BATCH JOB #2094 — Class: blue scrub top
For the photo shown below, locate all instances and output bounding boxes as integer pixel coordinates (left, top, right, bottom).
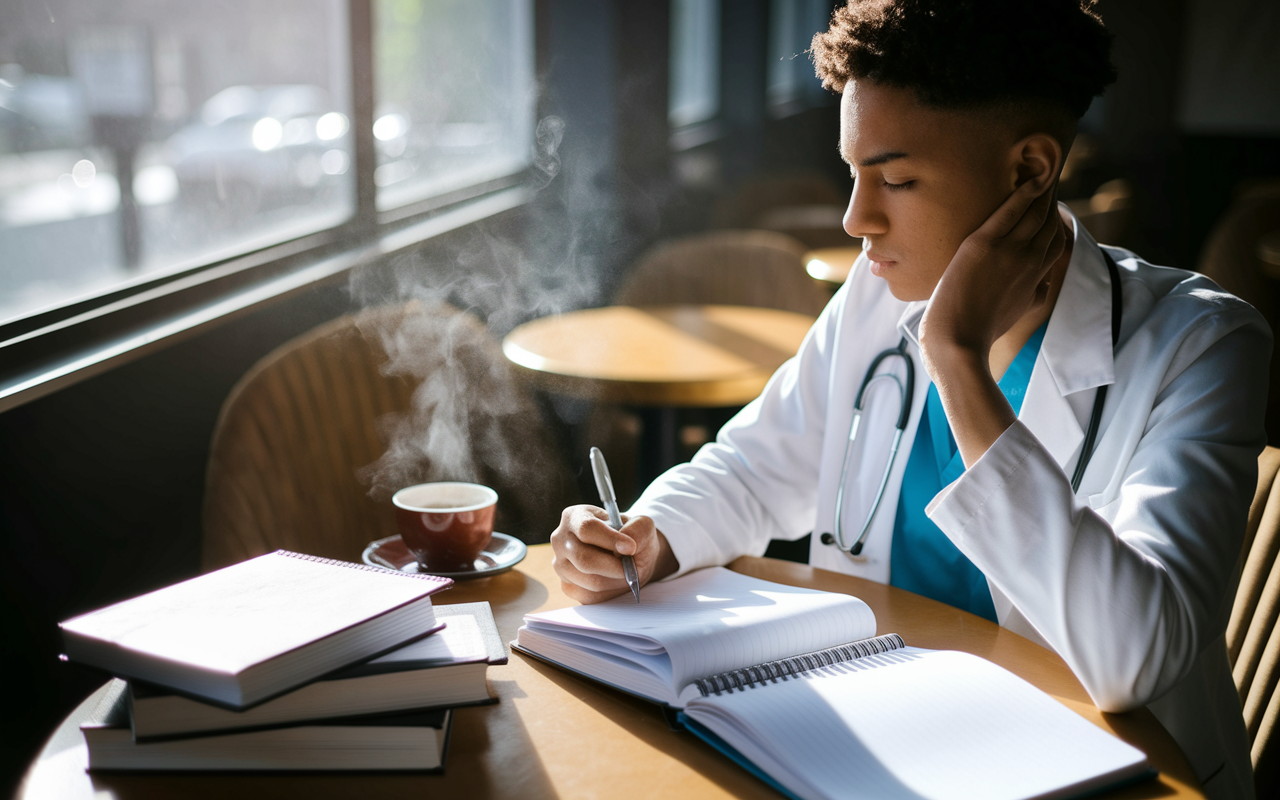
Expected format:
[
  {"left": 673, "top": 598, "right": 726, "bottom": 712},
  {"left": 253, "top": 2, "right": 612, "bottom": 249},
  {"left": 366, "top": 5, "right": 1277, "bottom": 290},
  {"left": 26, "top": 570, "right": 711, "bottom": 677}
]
[{"left": 889, "top": 323, "right": 1048, "bottom": 622}]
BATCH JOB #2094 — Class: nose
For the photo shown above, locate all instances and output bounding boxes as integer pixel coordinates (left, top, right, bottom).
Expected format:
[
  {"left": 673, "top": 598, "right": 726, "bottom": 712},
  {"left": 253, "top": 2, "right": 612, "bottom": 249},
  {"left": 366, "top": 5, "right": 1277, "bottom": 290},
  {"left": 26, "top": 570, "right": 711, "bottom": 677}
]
[{"left": 843, "top": 178, "right": 888, "bottom": 239}]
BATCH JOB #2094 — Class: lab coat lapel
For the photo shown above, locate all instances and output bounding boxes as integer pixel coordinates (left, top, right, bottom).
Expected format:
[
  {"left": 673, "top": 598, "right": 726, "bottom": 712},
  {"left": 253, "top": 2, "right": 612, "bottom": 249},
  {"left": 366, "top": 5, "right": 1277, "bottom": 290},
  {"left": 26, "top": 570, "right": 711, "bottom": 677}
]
[{"left": 1018, "top": 209, "right": 1115, "bottom": 470}]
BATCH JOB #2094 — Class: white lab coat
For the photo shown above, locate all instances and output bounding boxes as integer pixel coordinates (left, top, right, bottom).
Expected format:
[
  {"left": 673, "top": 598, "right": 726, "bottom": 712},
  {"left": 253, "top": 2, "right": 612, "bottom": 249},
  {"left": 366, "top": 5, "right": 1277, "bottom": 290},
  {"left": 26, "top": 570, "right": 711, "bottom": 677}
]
[{"left": 629, "top": 209, "right": 1270, "bottom": 799}]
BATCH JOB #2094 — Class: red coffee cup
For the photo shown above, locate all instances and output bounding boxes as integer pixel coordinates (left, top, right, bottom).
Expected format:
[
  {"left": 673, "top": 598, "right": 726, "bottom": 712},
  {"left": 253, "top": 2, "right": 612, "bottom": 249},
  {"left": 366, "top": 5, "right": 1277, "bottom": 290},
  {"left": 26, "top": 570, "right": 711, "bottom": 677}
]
[{"left": 392, "top": 482, "right": 498, "bottom": 571}]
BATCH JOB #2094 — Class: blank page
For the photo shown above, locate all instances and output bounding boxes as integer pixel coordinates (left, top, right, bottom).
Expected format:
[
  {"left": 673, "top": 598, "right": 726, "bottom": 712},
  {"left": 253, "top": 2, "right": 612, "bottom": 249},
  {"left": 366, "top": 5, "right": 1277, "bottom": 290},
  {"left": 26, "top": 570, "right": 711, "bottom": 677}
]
[
  {"left": 61, "top": 552, "right": 449, "bottom": 675},
  {"left": 522, "top": 567, "right": 875, "bottom": 692},
  {"left": 685, "top": 649, "right": 1149, "bottom": 800}
]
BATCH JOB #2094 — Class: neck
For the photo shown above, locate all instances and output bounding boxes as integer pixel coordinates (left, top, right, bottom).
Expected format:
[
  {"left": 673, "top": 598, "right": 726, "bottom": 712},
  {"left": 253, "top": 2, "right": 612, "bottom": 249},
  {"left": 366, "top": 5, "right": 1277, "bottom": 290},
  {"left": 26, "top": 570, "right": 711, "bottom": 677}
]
[{"left": 988, "top": 209, "right": 1074, "bottom": 381}]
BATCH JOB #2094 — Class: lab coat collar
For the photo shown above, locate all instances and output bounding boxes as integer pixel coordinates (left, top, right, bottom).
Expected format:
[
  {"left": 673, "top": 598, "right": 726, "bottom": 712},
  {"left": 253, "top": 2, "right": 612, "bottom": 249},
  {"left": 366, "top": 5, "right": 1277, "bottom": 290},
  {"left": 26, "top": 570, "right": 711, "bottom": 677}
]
[
  {"left": 1041, "top": 206, "right": 1116, "bottom": 396},
  {"left": 894, "top": 204, "right": 1115, "bottom": 469}
]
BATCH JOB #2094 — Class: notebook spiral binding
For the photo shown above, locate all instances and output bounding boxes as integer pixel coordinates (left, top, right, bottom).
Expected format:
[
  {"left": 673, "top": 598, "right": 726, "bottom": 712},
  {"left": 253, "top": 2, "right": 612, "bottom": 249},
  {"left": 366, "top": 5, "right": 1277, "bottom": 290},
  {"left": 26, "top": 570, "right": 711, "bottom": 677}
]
[
  {"left": 692, "top": 632, "right": 906, "bottom": 697},
  {"left": 275, "top": 550, "right": 451, "bottom": 583}
]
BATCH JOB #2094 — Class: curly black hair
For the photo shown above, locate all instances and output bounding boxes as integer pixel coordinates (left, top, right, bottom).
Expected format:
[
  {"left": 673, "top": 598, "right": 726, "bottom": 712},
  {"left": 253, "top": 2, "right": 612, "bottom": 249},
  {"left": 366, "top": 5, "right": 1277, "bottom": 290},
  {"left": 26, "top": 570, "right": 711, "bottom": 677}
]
[{"left": 811, "top": 0, "right": 1116, "bottom": 120}]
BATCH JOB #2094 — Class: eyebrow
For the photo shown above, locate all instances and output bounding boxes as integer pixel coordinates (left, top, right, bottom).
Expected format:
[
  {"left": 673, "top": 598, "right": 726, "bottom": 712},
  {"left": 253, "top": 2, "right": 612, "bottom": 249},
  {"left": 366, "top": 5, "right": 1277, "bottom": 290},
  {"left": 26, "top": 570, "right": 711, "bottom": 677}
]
[{"left": 855, "top": 150, "right": 909, "bottom": 167}]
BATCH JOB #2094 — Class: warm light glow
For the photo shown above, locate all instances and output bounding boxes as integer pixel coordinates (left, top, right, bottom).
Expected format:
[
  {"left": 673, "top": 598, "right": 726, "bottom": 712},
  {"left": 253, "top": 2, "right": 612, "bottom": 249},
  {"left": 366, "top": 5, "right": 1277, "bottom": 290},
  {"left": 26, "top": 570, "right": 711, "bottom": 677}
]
[
  {"left": 315, "top": 111, "right": 349, "bottom": 140},
  {"left": 806, "top": 259, "right": 831, "bottom": 281},
  {"left": 252, "top": 117, "right": 283, "bottom": 151}
]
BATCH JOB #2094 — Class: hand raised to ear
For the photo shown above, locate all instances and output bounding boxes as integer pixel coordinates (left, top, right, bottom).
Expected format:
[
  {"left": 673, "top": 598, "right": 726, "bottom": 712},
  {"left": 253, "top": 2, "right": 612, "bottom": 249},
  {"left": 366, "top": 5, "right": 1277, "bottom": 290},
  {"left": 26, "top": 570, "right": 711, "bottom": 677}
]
[{"left": 918, "top": 174, "right": 1067, "bottom": 362}]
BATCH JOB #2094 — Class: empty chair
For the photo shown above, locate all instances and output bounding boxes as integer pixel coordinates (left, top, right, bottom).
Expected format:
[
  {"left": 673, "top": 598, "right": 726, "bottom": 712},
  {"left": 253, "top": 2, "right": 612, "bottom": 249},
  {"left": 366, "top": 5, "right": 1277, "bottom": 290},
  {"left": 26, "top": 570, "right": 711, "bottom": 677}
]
[
  {"left": 1230, "top": 446, "right": 1280, "bottom": 797},
  {"left": 1197, "top": 180, "right": 1280, "bottom": 443},
  {"left": 202, "top": 301, "right": 574, "bottom": 571},
  {"left": 615, "top": 229, "right": 831, "bottom": 317}
]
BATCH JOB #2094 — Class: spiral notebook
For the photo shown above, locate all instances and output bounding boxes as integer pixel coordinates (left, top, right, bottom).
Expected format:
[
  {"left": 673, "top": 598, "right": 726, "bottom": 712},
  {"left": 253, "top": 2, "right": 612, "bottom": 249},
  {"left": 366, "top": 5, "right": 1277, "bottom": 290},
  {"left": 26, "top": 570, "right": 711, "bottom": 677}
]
[
  {"left": 60, "top": 550, "right": 452, "bottom": 709},
  {"left": 513, "top": 567, "right": 1152, "bottom": 800}
]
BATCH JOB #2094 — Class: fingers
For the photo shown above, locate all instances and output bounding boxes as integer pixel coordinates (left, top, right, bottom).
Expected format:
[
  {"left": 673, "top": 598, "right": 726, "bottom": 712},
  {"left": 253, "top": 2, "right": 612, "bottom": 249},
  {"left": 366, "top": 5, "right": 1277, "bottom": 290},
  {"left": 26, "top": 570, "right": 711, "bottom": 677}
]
[
  {"left": 551, "top": 505, "right": 656, "bottom": 604},
  {"left": 980, "top": 178, "right": 1044, "bottom": 239},
  {"left": 555, "top": 549, "right": 626, "bottom": 593},
  {"left": 1031, "top": 205, "right": 1066, "bottom": 262},
  {"left": 573, "top": 506, "right": 638, "bottom": 555}
]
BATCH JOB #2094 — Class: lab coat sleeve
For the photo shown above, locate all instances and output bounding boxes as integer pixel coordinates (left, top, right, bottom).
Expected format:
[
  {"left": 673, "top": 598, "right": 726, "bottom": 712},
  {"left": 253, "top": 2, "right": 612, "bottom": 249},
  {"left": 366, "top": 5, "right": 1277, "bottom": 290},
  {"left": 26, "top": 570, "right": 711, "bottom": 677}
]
[
  {"left": 927, "top": 304, "right": 1270, "bottom": 712},
  {"left": 626, "top": 295, "right": 841, "bottom": 578}
]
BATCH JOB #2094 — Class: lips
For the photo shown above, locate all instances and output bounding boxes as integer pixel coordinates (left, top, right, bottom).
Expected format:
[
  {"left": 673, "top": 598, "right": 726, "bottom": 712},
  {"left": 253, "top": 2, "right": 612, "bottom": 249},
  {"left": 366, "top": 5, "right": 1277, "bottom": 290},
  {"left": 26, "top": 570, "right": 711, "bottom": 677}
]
[{"left": 864, "top": 250, "right": 898, "bottom": 276}]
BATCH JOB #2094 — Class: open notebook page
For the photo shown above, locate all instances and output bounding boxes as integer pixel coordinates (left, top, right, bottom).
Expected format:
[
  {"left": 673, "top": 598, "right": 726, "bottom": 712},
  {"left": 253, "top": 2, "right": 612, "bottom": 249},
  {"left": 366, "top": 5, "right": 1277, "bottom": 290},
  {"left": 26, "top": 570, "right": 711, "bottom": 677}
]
[
  {"left": 519, "top": 567, "right": 875, "bottom": 704},
  {"left": 683, "top": 649, "right": 1150, "bottom": 800}
]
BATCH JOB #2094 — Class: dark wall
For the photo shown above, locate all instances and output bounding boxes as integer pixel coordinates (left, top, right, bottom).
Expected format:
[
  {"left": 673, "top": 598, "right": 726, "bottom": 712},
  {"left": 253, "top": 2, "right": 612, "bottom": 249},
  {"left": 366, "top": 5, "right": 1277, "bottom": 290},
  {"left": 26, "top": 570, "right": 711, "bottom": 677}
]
[{"left": 1089, "top": 0, "right": 1280, "bottom": 270}]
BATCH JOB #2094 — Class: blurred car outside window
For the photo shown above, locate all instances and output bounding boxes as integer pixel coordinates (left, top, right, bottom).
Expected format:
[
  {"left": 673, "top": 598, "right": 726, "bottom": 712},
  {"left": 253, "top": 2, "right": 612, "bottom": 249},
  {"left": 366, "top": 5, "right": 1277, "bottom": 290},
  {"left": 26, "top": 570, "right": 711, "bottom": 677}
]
[{"left": 0, "top": 0, "right": 354, "bottom": 327}]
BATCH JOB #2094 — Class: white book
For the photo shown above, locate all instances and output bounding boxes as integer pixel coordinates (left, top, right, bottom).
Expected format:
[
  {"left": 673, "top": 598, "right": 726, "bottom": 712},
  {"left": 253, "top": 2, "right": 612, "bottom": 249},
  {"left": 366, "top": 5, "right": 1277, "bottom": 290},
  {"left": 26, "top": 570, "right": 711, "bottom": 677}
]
[
  {"left": 60, "top": 551, "right": 452, "bottom": 708},
  {"left": 514, "top": 567, "right": 1152, "bottom": 800}
]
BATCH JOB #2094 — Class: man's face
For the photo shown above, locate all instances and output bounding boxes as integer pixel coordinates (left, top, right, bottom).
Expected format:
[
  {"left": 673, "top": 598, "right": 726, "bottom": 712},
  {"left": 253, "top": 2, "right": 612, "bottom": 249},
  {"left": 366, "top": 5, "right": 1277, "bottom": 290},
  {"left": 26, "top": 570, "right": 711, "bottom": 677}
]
[{"left": 840, "top": 79, "right": 1017, "bottom": 302}]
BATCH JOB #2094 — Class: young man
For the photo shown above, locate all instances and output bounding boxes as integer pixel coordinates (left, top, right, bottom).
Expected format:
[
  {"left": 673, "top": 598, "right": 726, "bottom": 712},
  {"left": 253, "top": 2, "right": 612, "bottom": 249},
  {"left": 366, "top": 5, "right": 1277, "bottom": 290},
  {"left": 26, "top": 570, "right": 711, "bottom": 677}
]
[{"left": 552, "top": 2, "right": 1269, "bottom": 796}]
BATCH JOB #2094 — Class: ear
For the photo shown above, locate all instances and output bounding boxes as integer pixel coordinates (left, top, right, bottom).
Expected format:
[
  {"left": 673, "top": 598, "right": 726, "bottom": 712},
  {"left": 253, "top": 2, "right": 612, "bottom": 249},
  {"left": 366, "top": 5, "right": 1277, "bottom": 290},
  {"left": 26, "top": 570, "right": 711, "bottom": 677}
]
[{"left": 1008, "top": 133, "right": 1063, "bottom": 194}]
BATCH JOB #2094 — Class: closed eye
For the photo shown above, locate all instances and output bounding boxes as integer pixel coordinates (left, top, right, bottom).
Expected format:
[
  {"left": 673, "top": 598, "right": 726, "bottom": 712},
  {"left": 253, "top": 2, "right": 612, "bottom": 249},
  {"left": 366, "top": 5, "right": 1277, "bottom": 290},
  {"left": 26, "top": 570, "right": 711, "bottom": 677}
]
[{"left": 882, "top": 179, "right": 914, "bottom": 191}]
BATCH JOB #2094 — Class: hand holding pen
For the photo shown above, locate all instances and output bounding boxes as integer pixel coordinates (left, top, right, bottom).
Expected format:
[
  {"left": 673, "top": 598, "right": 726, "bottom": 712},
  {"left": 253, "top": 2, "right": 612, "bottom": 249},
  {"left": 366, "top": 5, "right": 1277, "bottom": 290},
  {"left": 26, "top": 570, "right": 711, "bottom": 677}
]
[
  {"left": 548, "top": 451, "right": 681, "bottom": 605},
  {"left": 590, "top": 447, "right": 641, "bottom": 602}
]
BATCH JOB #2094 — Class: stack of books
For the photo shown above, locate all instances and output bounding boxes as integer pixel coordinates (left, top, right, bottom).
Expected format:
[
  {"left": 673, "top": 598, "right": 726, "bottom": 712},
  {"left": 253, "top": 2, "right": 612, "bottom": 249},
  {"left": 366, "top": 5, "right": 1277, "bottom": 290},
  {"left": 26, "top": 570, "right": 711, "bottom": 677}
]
[{"left": 58, "top": 550, "right": 505, "bottom": 772}]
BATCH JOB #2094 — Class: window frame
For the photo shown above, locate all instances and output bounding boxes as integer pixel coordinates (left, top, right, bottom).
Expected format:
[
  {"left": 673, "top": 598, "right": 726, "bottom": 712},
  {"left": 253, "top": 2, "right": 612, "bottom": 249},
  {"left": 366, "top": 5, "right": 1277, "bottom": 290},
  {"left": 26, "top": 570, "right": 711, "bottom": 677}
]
[{"left": 0, "top": 0, "right": 538, "bottom": 414}]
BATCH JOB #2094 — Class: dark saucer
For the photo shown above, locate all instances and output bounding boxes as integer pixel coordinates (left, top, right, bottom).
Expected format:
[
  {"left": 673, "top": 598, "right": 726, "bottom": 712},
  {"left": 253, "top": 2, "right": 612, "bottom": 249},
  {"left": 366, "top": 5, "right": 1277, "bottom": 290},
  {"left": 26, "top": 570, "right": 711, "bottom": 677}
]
[{"left": 361, "top": 532, "right": 527, "bottom": 579}]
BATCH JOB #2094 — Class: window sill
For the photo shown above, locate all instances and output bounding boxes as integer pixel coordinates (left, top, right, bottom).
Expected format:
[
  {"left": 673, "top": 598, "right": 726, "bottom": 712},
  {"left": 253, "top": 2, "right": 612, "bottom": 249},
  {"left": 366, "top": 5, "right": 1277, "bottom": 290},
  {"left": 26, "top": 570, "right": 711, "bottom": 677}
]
[{"left": 0, "top": 182, "right": 534, "bottom": 414}]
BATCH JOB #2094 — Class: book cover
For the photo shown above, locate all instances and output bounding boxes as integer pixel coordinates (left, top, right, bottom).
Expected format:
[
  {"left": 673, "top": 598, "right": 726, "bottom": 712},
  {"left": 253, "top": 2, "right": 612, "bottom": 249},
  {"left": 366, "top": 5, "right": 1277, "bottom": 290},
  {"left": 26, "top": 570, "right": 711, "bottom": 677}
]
[{"left": 60, "top": 551, "right": 452, "bottom": 708}]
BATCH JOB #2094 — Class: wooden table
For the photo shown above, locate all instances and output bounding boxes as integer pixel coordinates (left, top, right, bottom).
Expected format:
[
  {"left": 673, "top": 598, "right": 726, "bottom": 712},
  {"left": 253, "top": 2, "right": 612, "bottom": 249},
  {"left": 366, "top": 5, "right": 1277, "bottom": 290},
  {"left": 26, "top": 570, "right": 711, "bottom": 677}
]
[
  {"left": 503, "top": 305, "right": 815, "bottom": 480},
  {"left": 804, "top": 245, "right": 863, "bottom": 287},
  {"left": 503, "top": 305, "right": 814, "bottom": 407},
  {"left": 17, "top": 545, "right": 1203, "bottom": 800}
]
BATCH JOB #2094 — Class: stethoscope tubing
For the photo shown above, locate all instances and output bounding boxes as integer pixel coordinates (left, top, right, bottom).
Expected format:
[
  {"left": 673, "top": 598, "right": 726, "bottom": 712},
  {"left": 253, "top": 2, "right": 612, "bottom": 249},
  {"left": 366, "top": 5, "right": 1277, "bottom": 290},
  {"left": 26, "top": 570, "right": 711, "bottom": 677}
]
[{"left": 821, "top": 251, "right": 1123, "bottom": 558}]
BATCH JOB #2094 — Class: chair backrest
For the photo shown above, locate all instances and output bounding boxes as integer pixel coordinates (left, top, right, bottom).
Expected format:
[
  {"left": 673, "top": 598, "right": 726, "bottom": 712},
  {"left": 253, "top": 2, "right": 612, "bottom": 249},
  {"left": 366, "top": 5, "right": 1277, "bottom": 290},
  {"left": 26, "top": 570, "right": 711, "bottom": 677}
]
[
  {"left": 202, "top": 302, "right": 573, "bottom": 571},
  {"left": 710, "top": 171, "right": 847, "bottom": 229},
  {"left": 1198, "top": 180, "right": 1280, "bottom": 443},
  {"left": 1229, "top": 445, "right": 1280, "bottom": 779},
  {"left": 1198, "top": 180, "right": 1280, "bottom": 323},
  {"left": 614, "top": 229, "right": 831, "bottom": 316}
]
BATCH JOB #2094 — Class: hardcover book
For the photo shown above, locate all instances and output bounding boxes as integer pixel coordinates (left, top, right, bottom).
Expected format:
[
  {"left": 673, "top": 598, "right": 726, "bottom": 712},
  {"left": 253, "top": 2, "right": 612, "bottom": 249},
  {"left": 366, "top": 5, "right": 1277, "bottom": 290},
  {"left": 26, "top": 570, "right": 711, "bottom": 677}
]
[
  {"left": 128, "top": 601, "right": 504, "bottom": 739},
  {"left": 60, "top": 551, "right": 452, "bottom": 708},
  {"left": 84, "top": 681, "right": 452, "bottom": 773}
]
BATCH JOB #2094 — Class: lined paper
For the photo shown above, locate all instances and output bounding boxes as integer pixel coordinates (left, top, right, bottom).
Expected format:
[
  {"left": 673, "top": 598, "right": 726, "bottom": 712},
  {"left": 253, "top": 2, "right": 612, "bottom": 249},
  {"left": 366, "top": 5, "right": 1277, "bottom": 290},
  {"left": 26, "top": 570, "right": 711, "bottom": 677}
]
[
  {"left": 685, "top": 649, "right": 1149, "bottom": 800},
  {"left": 521, "top": 568, "right": 875, "bottom": 696}
]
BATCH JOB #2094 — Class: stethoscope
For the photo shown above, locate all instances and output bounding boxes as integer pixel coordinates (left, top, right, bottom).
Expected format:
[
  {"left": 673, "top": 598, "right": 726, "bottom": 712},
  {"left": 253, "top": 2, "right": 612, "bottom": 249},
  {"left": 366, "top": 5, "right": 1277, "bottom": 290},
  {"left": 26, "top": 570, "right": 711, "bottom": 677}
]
[{"left": 820, "top": 251, "right": 1122, "bottom": 557}]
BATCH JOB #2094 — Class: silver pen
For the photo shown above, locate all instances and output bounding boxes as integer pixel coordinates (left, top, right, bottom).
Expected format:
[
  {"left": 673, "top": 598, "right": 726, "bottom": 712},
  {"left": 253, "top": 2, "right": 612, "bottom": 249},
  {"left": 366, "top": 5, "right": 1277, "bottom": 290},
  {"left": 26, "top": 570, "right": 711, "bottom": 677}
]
[{"left": 589, "top": 447, "right": 641, "bottom": 602}]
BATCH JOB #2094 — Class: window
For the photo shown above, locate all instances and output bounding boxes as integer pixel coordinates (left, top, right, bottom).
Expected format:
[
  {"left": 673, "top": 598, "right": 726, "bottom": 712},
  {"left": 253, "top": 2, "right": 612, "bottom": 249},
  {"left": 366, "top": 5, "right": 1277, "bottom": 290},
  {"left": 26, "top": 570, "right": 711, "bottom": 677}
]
[
  {"left": 669, "top": 0, "right": 720, "bottom": 130},
  {"left": 0, "top": 0, "right": 535, "bottom": 332},
  {"left": 0, "top": 1, "right": 354, "bottom": 325},
  {"left": 375, "top": 0, "right": 533, "bottom": 213},
  {"left": 767, "top": 0, "right": 835, "bottom": 116}
]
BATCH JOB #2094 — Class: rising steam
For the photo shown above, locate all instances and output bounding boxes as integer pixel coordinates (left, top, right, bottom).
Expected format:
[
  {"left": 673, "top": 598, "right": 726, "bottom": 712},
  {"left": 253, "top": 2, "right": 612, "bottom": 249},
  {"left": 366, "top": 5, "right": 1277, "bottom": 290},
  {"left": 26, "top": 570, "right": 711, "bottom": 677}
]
[{"left": 349, "top": 114, "right": 623, "bottom": 538}]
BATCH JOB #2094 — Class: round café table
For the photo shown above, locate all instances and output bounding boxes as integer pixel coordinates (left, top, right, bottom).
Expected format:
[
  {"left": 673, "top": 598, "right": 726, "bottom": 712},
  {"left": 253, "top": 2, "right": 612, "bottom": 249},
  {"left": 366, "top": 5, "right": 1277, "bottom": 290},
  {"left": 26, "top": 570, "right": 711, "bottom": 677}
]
[
  {"left": 503, "top": 304, "right": 815, "bottom": 479},
  {"left": 16, "top": 545, "right": 1203, "bottom": 799},
  {"left": 804, "top": 245, "right": 863, "bottom": 288}
]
